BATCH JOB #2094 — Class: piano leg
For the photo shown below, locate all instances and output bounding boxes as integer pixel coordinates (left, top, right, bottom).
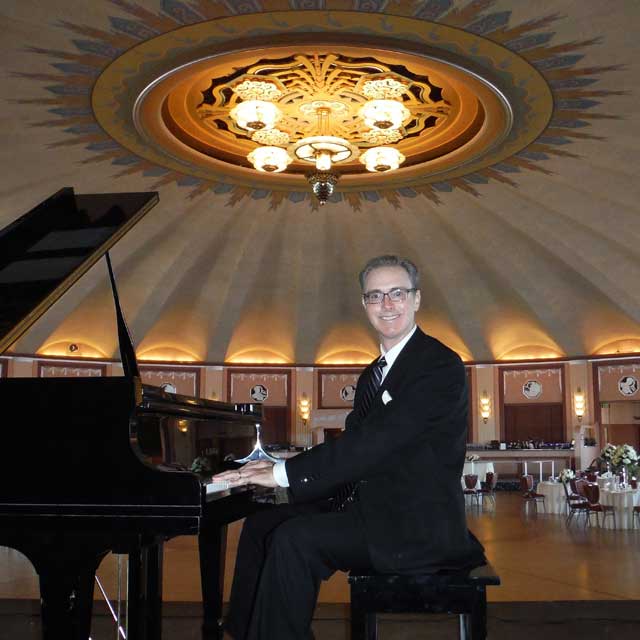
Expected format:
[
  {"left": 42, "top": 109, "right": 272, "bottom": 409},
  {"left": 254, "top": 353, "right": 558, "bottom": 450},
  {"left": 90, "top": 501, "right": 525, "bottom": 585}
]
[
  {"left": 38, "top": 555, "right": 103, "bottom": 640},
  {"left": 127, "top": 540, "right": 164, "bottom": 640},
  {"left": 5, "top": 536, "right": 110, "bottom": 640},
  {"left": 199, "top": 523, "right": 227, "bottom": 639}
]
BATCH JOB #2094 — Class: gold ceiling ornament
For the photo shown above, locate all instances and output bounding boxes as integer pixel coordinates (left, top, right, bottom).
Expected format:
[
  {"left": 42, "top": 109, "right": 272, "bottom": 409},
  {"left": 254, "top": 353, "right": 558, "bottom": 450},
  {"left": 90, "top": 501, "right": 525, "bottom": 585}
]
[{"left": 196, "top": 54, "right": 449, "bottom": 204}]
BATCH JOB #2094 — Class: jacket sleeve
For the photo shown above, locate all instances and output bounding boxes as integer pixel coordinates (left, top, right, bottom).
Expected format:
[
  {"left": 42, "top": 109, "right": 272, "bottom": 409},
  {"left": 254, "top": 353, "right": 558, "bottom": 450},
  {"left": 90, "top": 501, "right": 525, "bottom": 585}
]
[{"left": 285, "top": 354, "right": 466, "bottom": 503}]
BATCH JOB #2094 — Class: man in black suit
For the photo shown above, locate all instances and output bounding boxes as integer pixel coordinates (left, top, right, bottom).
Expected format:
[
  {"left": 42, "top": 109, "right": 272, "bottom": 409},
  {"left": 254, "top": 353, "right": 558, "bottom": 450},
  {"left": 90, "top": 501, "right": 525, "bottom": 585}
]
[{"left": 213, "top": 254, "right": 485, "bottom": 640}]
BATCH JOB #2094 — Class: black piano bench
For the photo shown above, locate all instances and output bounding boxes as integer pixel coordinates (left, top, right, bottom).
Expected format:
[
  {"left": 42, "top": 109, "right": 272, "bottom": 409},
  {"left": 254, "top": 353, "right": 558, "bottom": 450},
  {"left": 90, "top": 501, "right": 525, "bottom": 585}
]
[{"left": 348, "top": 563, "right": 500, "bottom": 640}]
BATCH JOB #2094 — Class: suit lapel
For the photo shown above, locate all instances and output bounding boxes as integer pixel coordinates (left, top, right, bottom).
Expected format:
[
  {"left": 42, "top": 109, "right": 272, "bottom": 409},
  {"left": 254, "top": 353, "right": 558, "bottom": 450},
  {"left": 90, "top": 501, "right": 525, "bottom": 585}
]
[{"left": 381, "top": 328, "right": 424, "bottom": 389}]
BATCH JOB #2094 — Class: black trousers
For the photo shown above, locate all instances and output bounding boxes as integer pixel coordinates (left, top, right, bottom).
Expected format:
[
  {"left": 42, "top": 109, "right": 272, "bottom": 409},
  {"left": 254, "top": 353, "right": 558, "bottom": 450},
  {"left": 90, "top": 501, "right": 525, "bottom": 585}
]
[{"left": 225, "top": 501, "right": 373, "bottom": 640}]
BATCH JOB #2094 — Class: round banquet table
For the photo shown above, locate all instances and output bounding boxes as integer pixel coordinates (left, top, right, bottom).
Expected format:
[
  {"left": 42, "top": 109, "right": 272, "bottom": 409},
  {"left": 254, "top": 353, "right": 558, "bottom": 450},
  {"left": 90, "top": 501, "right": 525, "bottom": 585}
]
[
  {"left": 536, "top": 480, "right": 566, "bottom": 514},
  {"left": 599, "top": 487, "right": 640, "bottom": 529}
]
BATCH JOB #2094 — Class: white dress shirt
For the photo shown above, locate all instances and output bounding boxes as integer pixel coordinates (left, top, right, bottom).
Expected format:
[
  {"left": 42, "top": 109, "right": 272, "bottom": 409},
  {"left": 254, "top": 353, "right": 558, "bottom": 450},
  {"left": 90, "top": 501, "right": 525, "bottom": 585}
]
[{"left": 272, "top": 325, "right": 417, "bottom": 488}]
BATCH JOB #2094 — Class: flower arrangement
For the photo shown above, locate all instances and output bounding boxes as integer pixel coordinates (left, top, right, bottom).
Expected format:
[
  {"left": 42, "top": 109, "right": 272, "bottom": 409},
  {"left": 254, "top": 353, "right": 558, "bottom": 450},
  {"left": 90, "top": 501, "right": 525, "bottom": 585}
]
[
  {"left": 558, "top": 468, "right": 575, "bottom": 483},
  {"left": 598, "top": 442, "right": 639, "bottom": 477},
  {"left": 611, "top": 443, "right": 639, "bottom": 476},
  {"left": 599, "top": 443, "right": 617, "bottom": 465}
]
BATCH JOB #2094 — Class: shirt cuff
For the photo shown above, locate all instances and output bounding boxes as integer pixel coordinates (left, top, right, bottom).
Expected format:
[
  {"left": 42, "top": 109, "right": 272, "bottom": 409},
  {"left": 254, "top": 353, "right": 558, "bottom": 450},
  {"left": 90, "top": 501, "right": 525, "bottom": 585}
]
[{"left": 272, "top": 460, "right": 290, "bottom": 487}]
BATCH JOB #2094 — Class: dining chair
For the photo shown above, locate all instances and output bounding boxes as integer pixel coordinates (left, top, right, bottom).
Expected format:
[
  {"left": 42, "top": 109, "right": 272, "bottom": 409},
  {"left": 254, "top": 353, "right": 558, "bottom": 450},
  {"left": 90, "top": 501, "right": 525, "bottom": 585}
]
[
  {"left": 477, "top": 471, "right": 498, "bottom": 507},
  {"left": 562, "top": 479, "right": 589, "bottom": 525},
  {"left": 583, "top": 482, "right": 616, "bottom": 529},
  {"left": 520, "top": 474, "right": 546, "bottom": 513},
  {"left": 462, "top": 474, "right": 481, "bottom": 509}
]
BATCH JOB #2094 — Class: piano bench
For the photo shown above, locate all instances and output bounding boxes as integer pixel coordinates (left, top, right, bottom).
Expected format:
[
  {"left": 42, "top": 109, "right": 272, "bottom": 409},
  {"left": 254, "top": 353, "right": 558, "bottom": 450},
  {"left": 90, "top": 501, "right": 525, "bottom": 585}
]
[{"left": 348, "top": 563, "right": 500, "bottom": 640}]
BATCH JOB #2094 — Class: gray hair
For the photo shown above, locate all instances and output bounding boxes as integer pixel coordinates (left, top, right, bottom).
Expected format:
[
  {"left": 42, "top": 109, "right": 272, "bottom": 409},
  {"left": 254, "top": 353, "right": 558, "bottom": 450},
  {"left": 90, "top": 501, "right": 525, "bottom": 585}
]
[{"left": 358, "top": 255, "right": 420, "bottom": 291}]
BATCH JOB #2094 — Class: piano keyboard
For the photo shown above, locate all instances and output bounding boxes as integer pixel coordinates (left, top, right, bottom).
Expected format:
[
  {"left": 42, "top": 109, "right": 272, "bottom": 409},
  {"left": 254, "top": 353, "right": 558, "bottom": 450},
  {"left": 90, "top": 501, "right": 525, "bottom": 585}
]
[{"left": 205, "top": 481, "right": 231, "bottom": 494}]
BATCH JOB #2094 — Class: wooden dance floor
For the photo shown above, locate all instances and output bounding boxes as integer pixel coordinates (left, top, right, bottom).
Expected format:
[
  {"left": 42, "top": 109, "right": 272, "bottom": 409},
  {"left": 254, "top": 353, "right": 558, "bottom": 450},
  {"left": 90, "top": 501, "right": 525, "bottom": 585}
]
[{"left": 1, "top": 493, "right": 639, "bottom": 638}]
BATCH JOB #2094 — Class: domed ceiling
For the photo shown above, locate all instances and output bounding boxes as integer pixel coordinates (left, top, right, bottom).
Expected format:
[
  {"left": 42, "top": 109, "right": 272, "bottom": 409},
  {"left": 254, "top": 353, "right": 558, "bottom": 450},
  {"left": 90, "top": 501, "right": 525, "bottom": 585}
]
[{"left": 1, "top": 0, "right": 639, "bottom": 365}]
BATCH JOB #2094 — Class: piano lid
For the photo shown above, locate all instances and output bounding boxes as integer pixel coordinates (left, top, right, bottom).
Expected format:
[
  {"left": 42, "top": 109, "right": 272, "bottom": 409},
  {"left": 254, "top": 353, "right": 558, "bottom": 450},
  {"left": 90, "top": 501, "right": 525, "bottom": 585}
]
[{"left": 0, "top": 187, "right": 158, "bottom": 355}]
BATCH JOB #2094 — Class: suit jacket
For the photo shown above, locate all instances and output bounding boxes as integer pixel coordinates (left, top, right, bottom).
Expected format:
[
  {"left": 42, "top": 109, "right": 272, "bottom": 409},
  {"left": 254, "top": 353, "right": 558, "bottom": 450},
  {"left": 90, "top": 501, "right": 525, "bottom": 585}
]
[{"left": 285, "top": 327, "right": 485, "bottom": 574}]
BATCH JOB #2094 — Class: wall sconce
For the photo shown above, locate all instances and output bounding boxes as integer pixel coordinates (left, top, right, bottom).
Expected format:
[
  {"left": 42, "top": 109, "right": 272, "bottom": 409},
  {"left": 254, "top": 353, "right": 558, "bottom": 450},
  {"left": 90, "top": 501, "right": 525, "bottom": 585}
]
[
  {"left": 574, "top": 387, "right": 585, "bottom": 422},
  {"left": 479, "top": 391, "right": 491, "bottom": 424},
  {"left": 177, "top": 419, "right": 189, "bottom": 434},
  {"left": 299, "top": 393, "right": 311, "bottom": 426}
]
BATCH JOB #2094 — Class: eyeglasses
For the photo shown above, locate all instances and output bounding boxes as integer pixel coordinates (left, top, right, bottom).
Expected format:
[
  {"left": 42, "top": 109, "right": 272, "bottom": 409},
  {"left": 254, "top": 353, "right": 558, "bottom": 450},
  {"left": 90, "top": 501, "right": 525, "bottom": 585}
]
[{"left": 362, "top": 287, "right": 417, "bottom": 305}]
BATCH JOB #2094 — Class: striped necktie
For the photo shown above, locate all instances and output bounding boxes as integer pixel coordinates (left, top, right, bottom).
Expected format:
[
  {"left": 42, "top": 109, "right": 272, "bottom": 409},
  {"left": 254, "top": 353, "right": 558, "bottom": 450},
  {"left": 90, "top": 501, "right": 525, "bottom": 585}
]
[
  {"left": 357, "top": 356, "right": 387, "bottom": 418},
  {"left": 332, "top": 356, "right": 387, "bottom": 511}
]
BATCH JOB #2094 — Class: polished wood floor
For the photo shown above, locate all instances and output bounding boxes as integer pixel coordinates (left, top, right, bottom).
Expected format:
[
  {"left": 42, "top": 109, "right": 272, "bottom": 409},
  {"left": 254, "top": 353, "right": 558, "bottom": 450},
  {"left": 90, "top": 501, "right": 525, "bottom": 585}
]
[{"left": 1, "top": 493, "right": 639, "bottom": 605}]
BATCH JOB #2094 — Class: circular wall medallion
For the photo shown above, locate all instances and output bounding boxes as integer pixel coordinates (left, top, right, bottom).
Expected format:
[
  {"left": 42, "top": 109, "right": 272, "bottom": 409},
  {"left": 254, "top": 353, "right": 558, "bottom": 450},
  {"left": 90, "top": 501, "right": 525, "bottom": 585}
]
[
  {"left": 618, "top": 376, "right": 638, "bottom": 397},
  {"left": 250, "top": 384, "right": 269, "bottom": 402},
  {"left": 340, "top": 384, "right": 356, "bottom": 403},
  {"left": 522, "top": 380, "right": 542, "bottom": 400},
  {"left": 92, "top": 11, "right": 552, "bottom": 197}
]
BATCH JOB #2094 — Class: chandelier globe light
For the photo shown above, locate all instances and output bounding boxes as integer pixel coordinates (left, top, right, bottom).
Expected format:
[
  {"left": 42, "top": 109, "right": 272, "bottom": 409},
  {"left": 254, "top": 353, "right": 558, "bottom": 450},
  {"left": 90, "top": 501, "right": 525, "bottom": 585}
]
[
  {"left": 229, "top": 100, "right": 281, "bottom": 131},
  {"left": 228, "top": 75, "right": 285, "bottom": 131},
  {"left": 358, "top": 99, "right": 410, "bottom": 130},
  {"left": 248, "top": 146, "right": 292, "bottom": 173},
  {"left": 360, "top": 146, "right": 406, "bottom": 172}
]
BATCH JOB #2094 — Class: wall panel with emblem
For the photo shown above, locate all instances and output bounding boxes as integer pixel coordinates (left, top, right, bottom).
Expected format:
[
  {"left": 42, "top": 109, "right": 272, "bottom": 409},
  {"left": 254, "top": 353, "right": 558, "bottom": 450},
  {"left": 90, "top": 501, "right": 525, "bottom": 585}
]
[
  {"left": 593, "top": 359, "right": 640, "bottom": 448},
  {"left": 316, "top": 368, "right": 363, "bottom": 410},
  {"left": 139, "top": 365, "right": 200, "bottom": 397},
  {"left": 499, "top": 365, "right": 566, "bottom": 442},
  {"left": 227, "top": 369, "right": 291, "bottom": 445}
]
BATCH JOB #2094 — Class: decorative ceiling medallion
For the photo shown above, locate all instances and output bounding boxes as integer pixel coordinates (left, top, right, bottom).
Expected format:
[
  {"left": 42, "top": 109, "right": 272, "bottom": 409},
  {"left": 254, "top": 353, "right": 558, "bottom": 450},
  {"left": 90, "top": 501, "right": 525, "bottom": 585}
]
[
  {"left": 19, "top": 2, "right": 622, "bottom": 209},
  {"left": 126, "top": 42, "right": 511, "bottom": 196}
]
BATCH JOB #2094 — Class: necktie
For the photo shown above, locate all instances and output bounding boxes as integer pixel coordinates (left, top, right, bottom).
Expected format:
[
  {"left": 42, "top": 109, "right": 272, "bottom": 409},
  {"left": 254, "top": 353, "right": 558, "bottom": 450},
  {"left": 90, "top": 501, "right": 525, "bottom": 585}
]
[
  {"left": 332, "top": 356, "right": 387, "bottom": 511},
  {"left": 357, "top": 356, "right": 387, "bottom": 418}
]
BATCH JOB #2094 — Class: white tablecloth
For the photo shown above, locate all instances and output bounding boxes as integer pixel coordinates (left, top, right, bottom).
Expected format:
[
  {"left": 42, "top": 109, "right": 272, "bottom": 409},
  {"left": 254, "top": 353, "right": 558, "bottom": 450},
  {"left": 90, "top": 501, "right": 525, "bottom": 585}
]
[
  {"left": 462, "top": 461, "right": 495, "bottom": 489},
  {"left": 536, "top": 481, "right": 566, "bottom": 514},
  {"left": 599, "top": 487, "right": 640, "bottom": 529}
]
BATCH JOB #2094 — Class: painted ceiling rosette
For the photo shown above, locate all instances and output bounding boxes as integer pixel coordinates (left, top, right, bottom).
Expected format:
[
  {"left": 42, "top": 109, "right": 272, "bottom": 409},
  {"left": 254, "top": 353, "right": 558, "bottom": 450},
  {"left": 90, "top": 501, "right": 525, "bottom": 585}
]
[{"left": 2, "top": 0, "right": 639, "bottom": 365}]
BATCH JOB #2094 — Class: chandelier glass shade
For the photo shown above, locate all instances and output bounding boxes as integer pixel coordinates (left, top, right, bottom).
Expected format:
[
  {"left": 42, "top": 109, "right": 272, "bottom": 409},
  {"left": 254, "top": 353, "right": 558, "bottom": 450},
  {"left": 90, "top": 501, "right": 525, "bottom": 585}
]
[
  {"left": 359, "top": 146, "right": 406, "bottom": 172},
  {"left": 358, "top": 100, "right": 410, "bottom": 130},
  {"left": 229, "top": 100, "right": 282, "bottom": 131},
  {"left": 247, "top": 146, "right": 292, "bottom": 173}
]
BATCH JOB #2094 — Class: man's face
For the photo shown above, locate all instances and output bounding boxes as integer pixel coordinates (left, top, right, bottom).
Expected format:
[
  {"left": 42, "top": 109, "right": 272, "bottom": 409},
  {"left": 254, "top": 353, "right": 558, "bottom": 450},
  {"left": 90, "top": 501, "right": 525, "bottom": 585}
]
[{"left": 362, "top": 266, "right": 421, "bottom": 350}]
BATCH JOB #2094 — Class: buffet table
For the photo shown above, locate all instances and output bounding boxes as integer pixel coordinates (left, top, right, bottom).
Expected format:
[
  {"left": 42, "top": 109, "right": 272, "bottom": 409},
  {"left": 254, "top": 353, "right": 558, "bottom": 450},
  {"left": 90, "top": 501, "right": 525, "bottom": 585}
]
[{"left": 465, "top": 449, "right": 574, "bottom": 481}]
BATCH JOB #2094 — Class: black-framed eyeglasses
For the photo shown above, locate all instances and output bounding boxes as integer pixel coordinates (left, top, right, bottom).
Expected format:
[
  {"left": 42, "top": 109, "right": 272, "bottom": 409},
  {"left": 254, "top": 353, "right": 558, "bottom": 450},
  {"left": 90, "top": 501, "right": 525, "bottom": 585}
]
[{"left": 362, "top": 287, "right": 417, "bottom": 305}]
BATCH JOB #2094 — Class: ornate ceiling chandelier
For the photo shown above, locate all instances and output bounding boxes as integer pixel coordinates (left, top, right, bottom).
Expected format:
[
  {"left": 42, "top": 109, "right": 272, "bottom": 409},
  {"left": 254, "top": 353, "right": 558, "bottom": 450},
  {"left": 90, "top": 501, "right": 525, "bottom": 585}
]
[{"left": 197, "top": 55, "right": 449, "bottom": 205}]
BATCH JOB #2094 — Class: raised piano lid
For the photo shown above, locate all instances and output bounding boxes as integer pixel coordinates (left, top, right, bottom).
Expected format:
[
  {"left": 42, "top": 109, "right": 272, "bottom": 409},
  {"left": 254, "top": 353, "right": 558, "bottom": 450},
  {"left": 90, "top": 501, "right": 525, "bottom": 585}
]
[{"left": 0, "top": 187, "right": 158, "bottom": 355}]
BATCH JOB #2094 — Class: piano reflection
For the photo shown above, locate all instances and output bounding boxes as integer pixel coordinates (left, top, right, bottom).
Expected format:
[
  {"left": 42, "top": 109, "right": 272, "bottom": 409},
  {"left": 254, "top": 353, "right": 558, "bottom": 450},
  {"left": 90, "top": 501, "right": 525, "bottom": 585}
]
[{"left": 0, "top": 188, "right": 273, "bottom": 640}]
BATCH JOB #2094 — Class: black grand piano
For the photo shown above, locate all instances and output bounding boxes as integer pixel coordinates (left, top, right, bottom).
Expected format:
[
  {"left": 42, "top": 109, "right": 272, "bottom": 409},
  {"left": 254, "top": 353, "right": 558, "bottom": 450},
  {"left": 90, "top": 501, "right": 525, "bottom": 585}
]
[{"left": 0, "top": 188, "right": 272, "bottom": 639}]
